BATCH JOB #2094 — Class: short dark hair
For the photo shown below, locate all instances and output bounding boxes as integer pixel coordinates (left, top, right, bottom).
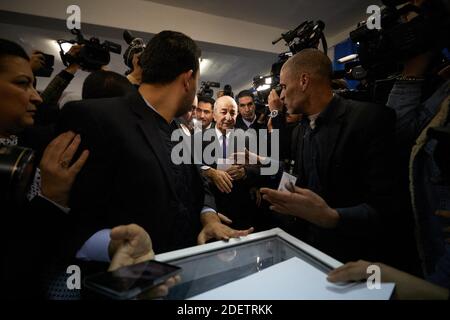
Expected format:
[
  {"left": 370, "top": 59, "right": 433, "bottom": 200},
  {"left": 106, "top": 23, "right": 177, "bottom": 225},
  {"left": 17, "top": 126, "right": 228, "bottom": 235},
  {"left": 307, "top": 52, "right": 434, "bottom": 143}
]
[
  {"left": 0, "top": 39, "right": 29, "bottom": 71},
  {"left": 197, "top": 95, "right": 215, "bottom": 107},
  {"left": 237, "top": 90, "right": 254, "bottom": 102},
  {"left": 82, "top": 70, "right": 135, "bottom": 99},
  {"left": 140, "top": 31, "right": 201, "bottom": 84}
]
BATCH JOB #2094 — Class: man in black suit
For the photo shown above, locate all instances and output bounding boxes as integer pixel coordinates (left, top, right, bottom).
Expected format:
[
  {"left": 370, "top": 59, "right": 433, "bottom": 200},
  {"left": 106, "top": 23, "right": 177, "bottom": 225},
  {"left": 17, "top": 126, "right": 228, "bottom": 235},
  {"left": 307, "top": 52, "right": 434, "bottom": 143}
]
[
  {"left": 57, "top": 31, "right": 252, "bottom": 260},
  {"left": 261, "top": 49, "right": 396, "bottom": 262},
  {"left": 199, "top": 96, "right": 268, "bottom": 230},
  {"left": 195, "top": 95, "right": 215, "bottom": 131},
  {"left": 235, "top": 90, "right": 266, "bottom": 131}
]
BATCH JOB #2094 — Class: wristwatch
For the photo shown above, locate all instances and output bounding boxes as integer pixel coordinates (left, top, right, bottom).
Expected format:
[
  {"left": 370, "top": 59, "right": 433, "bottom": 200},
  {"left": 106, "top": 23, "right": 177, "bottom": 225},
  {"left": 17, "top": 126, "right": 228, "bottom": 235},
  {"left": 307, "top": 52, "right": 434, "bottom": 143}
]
[{"left": 269, "top": 110, "right": 279, "bottom": 118}]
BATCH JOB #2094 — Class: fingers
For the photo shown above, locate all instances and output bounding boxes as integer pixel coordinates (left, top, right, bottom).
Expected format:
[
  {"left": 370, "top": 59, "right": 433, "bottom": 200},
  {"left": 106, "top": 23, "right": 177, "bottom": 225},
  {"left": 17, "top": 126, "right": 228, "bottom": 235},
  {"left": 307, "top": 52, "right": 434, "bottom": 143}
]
[
  {"left": 327, "top": 261, "right": 370, "bottom": 283},
  {"left": 41, "top": 131, "right": 76, "bottom": 164},
  {"left": 236, "top": 227, "right": 255, "bottom": 237},
  {"left": 216, "top": 172, "right": 233, "bottom": 193},
  {"left": 218, "top": 213, "right": 233, "bottom": 225},
  {"left": 269, "top": 204, "right": 289, "bottom": 214},
  {"left": 139, "top": 275, "right": 182, "bottom": 299},
  {"left": 41, "top": 131, "right": 89, "bottom": 175},
  {"left": 60, "top": 134, "right": 81, "bottom": 164},
  {"left": 69, "top": 150, "right": 89, "bottom": 175},
  {"left": 110, "top": 224, "right": 134, "bottom": 241},
  {"left": 256, "top": 190, "right": 262, "bottom": 207},
  {"left": 197, "top": 231, "right": 207, "bottom": 245},
  {"left": 225, "top": 226, "right": 254, "bottom": 239},
  {"left": 260, "top": 188, "right": 292, "bottom": 204},
  {"left": 215, "top": 177, "right": 232, "bottom": 193},
  {"left": 164, "top": 275, "right": 181, "bottom": 289},
  {"left": 227, "top": 167, "right": 243, "bottom": 180},
  {"left": 141, "top": 284, "right": 168, "bottom": 299}
]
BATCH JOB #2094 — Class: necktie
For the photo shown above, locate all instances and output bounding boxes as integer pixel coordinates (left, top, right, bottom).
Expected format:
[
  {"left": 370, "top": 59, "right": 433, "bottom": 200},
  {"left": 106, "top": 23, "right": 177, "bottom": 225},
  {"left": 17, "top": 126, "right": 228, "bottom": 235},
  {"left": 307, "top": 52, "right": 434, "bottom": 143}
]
[{"left": 222, "top": 134, "right": 227, "bottom": 158}]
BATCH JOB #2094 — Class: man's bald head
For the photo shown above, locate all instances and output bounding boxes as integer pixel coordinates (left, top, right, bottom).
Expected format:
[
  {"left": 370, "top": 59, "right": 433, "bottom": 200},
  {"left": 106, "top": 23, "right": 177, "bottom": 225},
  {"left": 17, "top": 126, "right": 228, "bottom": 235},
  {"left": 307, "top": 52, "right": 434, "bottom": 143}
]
[
  {"left": 214, "top": 95, "right": 237, "bottom": 114},
  {"left": 282, "top": 48, "right": 332, "bottom": 83}
]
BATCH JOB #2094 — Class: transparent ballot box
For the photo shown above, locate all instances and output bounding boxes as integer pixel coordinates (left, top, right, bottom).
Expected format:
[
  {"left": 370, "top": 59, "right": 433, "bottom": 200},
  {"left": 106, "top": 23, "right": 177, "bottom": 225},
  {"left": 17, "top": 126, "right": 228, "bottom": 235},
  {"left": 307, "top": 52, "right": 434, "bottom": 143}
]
[{"left": 155, "top": 228, "right": 394, "bottom": 300}]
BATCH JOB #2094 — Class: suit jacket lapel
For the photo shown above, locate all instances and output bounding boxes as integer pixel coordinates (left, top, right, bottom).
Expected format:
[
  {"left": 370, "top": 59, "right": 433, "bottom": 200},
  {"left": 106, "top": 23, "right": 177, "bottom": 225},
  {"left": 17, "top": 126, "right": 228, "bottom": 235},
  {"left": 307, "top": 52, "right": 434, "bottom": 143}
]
[
  {"left": 315, "top": 96, "right": 347, "bottom": 189},
  {"left": 127, "top": 93, "right": 178, "bottom": 198}
]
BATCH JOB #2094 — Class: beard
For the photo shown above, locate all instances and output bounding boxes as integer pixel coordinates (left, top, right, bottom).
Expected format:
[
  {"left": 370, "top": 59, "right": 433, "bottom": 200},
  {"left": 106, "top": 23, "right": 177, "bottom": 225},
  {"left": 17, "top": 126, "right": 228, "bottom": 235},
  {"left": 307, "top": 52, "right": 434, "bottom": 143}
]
[{"left": 176, "top": 88, "right": 196, "bottom": 118}]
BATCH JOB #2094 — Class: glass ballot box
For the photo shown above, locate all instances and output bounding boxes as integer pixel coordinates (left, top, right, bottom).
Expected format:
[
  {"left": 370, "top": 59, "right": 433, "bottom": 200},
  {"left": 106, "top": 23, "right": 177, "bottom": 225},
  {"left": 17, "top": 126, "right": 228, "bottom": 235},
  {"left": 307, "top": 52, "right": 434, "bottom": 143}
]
[{"left": 155, "top": 228, "right": 394, "bottom": 300}]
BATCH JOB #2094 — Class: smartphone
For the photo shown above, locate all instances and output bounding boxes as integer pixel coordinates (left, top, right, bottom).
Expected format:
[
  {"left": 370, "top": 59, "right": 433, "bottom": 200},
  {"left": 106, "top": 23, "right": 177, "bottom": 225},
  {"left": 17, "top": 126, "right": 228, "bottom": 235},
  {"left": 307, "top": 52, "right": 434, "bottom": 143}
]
[
  {"left": 34, "top": 52, "right": 55, "bottom": 77},
  {"left": 83, "top": 260, "right": 181, "bottom": 300}
]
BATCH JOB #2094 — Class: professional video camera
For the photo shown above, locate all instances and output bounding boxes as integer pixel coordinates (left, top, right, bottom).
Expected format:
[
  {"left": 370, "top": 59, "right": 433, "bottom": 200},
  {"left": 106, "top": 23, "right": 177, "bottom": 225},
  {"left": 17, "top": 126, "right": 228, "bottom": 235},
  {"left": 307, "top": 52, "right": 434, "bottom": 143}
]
[
  {"left": 222, "top": 84, "right": 234, "bottom": 98},
  {"left": 0, "top": 146, "right": 36, "bottom": 208},
  {"left": 253, "top": 20, "right": 327, "bottom": 104},
  {"left": 338, "top": 0, "right": 450, "bottom": 102},
  {"left": 57, "top": 29, "right": 122, "bottom": 71},
  {"left": 122, "top": 30, "right": 146, "bottom": 75},
  {"left": 198, "top": 81, "right": 220, "bottom": 98}
]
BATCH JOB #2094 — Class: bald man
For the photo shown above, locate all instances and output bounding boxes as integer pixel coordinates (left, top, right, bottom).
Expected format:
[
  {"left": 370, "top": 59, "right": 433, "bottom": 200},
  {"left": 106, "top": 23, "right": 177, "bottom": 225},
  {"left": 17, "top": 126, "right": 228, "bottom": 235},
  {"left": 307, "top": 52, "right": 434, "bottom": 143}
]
[{"left": 261, "top": 49, "right": 396, "bottom": 263}]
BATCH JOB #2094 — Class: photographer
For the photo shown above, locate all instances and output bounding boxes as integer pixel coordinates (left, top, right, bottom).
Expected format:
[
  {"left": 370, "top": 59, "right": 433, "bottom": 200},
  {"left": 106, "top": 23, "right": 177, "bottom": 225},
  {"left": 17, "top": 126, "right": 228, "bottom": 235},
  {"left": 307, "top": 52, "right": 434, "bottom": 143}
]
[{"left": 33, "top": 45, "right": 82, "bottom": 107}]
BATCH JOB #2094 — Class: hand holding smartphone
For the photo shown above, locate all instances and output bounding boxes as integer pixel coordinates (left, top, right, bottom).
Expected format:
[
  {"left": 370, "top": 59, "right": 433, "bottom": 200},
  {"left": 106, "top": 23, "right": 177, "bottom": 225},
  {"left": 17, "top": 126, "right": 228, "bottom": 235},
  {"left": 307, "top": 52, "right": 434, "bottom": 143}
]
[{"left": 84, "top": 260, "right": 181, "bottom": 300}]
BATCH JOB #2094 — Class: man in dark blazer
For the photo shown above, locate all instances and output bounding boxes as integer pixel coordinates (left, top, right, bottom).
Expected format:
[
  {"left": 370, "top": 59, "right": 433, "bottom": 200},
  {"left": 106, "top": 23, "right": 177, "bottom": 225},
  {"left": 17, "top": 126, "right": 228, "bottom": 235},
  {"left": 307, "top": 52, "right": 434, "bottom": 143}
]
[
  {"left": 199, "top": 96, "right": 270, "bottom": 230},
  {"left": 261, "top": 49, "right": 396, "bottom": 263},
  {"left": 235, "top": 90, "right": 266, "bottom": 132},
  {"left": 57, "top": 31, "right": 252, "bottom": 260}
]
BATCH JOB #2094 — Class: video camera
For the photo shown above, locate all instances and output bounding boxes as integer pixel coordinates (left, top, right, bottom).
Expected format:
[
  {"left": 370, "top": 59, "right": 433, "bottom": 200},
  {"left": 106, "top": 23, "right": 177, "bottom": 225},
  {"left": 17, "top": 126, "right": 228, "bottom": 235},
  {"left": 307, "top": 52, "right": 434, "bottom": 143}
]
[
  {"left": 338, "top": 0, "right": 450, "bottom": 102},
  {"left": 0, "top": 146, "right": 36, "bottom": 208},
  {"left": 122, "top": 30, "right": 146, "bottom": 75},
  {"left": 198, "top": 81, "right": 220, "bottom": 98},
  {"left": 254, "top": 20, "right": 327, "bottom": 104},
  {"left": 57, "top": 29, "right": 122, "bottom": 71}
]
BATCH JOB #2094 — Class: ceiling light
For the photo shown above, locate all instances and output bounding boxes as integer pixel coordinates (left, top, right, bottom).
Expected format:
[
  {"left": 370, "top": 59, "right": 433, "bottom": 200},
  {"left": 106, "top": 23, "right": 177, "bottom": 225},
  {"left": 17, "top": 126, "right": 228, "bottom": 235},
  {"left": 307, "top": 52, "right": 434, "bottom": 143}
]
[{"left": 200, "top": 58, "right": 210, "bottom": 74}]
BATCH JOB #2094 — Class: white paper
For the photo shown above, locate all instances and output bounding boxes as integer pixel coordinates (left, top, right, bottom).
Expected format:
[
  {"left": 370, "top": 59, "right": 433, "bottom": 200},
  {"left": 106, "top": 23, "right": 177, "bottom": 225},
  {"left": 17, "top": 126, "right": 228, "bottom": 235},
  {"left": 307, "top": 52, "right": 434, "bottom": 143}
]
[
  {"left": 190, "top": 257, "right": 395, "bottom": 300},
  {"left": 278, "top": 171, "right": 297, "bottom": 191}
]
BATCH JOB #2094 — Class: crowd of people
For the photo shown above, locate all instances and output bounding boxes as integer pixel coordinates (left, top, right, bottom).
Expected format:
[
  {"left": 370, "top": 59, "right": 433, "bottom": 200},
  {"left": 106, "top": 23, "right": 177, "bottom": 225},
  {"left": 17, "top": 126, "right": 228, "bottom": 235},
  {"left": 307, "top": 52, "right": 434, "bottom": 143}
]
[{"left": 1, "top": 0, "right": 449, "bottom": 300}]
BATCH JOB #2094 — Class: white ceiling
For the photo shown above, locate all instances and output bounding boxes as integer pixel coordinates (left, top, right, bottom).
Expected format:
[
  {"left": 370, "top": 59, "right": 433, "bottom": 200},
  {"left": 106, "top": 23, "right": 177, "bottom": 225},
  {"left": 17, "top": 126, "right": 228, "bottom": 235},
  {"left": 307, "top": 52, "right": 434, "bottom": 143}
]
[
  {"left": 0, "top": 12, "right": 277, "bottom": 99},
  {"left": 0, "top": 1, "right": 381, "bottom": 100},
  {"left": 148, "top": 0, "right": 381, "bottom": 38}
]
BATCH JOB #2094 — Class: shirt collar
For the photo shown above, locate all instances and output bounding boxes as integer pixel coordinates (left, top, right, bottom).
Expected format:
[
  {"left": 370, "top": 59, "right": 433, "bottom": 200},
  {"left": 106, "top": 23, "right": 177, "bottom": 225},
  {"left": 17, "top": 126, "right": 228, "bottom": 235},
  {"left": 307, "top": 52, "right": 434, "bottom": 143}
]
[
  {"left": 215, "top": 127, "right": 232, "bottom": 139},
  {"left": 242, "top": 115, "right": 256, "bottom": 128},
  {"left": 305, "top": 94, "right": 338, "bottom": 130},
  {"left": 141, "top": 95, "right": 173, "bottom": 125}
]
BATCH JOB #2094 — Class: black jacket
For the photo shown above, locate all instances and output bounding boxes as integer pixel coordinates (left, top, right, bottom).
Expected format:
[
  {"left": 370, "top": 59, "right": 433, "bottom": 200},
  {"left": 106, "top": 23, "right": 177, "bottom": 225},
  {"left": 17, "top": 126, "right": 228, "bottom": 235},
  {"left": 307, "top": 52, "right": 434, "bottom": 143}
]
[
  {"left": 286, "top": 95, "right": 396, "bottom": 262},
  {"left": 235, "top": 114, "right": 267, "bottom": 131},
  {"left": 198, "top": 128, "right": 268, "bottom": 229},
  {"left": 56, "top": 92, "right": 216, "bottom": 256}
]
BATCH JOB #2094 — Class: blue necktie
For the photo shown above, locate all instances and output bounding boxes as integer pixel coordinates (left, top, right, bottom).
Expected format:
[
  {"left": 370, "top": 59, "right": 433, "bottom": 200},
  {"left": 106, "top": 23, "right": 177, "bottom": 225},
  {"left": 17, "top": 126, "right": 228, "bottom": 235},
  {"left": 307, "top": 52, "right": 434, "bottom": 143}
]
[{"left": 222, "top": 134, "right": 227, "bottom": 158}]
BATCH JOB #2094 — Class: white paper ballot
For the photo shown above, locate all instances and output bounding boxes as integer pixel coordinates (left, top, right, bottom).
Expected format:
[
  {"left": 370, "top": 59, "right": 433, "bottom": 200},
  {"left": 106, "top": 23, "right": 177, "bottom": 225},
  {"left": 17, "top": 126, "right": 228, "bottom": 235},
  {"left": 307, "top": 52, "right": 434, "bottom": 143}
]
[
  {"left": 190, "top": 257, "right": 394, "bottom": 300},
  {"left": 278, "top": 171, "right": 297, "bottom": 191}
]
